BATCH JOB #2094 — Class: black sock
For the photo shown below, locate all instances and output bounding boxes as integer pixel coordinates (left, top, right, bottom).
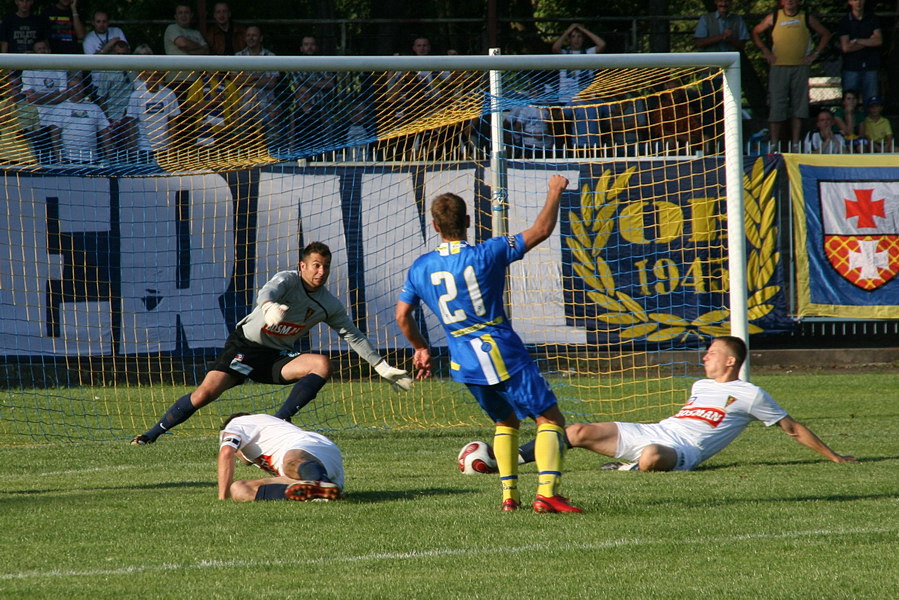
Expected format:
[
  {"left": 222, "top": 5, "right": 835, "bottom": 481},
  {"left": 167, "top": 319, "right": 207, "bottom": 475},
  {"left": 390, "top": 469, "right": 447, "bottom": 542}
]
[
  {"left": 518, "top": 430, "right": 571, "bottom": 464},
  {"left": 297, "top": 459, "right": 330, "bottom": 482},
  {"left": 143, "top": 394, "right": 197, "bottom": 442},
  {"left": 274, "top": 374, "right": 326, "bottom": 420},
  {"left": 254, "top": 484, "right": 290, "bottom": 501}
]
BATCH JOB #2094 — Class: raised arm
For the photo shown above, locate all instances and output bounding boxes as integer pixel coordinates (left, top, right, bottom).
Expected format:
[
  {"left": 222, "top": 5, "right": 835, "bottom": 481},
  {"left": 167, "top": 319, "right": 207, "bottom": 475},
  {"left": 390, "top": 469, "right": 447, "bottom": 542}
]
[
  {"left": 777, "top": 416, "right": 856, "bottom": 463},
  {"left": 578, "top": 25, "right": 606, "bottom": 52},
  {"left": 71, "top": 0, "right": 86, "bottom": 42},
  {"left": 521, "top": 174, "right": 569, "bottom": 252},
  {"left": 551, "top": 24, "right": 578, "bottom": 53}
]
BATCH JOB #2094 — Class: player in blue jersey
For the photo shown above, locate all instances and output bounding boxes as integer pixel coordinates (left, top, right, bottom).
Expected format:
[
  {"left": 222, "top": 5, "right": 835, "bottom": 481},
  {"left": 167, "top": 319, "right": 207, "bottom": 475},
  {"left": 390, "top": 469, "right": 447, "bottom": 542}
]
[{"left": 396, "top": 175, "right": 582, "bottom": 513}]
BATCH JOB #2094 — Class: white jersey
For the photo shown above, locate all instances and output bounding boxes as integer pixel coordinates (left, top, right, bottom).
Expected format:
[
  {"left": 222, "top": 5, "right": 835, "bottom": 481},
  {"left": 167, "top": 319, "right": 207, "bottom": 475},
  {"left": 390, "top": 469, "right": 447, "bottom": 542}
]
[
  {"left": 237, "top": 269, "right": 383, "bottom": 367},
  {"left": 126, "top": 85, "right": 180, "bottom": 151},
  {"left": 21, "top": 70, "right": 68, "bottom": 95},
  {"left": 659, "top": 378, "right": 788, "bottom": 464},
  {"left": 219, "top": 414, "right": 344, "bottom": 488},
  {"left": 39, "top": 100, "right": 110, "bottom": 163}
]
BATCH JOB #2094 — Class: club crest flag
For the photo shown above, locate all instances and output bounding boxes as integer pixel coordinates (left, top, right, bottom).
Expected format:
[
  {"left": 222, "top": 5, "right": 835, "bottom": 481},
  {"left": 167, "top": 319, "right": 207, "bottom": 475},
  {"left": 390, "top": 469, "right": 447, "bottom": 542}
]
[
  {"left": 821, "top": 184, "right": 899, "bottom": 290},
  {"left": 785, "top": 154, "right": 899, "bottom": 318}
]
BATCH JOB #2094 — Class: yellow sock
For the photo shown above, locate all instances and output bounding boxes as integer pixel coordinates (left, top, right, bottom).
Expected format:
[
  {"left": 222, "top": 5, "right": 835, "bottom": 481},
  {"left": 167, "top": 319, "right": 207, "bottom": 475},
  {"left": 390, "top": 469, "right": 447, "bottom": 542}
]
[
  {"left": 535, "top": 423, "right": 565, "bottom": 498},
  {"left": 493, "top": 425, "right": 519, "bottom": 503}
]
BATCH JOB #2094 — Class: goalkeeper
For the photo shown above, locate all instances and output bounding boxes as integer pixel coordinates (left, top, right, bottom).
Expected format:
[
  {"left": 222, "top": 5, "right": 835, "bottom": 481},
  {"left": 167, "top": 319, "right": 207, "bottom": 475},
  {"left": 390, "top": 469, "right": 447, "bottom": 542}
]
[
  {"left": 131, "top": 241, "right": 411, "bottom": 445},
  {"left": 514, "top": 336, "right": 856, "bottom": 471}
]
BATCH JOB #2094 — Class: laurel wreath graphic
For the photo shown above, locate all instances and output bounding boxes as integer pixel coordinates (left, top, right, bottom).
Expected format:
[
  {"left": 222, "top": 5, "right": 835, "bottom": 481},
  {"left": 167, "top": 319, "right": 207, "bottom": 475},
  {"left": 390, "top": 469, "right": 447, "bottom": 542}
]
[{"left": 565, "top": 158, "right": 780, "bottom": 341}]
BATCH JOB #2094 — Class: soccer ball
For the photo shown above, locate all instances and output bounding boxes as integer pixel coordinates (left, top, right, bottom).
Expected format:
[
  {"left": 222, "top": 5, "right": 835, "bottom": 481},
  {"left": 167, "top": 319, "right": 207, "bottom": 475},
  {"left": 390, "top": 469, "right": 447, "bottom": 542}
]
[{"left": 457, "top": 441, "right": 497, "bottom": 474}]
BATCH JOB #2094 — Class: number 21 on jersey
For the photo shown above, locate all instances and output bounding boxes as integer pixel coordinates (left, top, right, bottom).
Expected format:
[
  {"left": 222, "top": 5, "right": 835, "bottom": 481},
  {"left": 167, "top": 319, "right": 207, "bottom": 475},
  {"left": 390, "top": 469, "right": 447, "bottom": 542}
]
[
  {"left": 431, "top": 266, "right": 485, "bottom": 324},
  {"left": 430, "top": 268, "right": 509, "bottom": 384}
]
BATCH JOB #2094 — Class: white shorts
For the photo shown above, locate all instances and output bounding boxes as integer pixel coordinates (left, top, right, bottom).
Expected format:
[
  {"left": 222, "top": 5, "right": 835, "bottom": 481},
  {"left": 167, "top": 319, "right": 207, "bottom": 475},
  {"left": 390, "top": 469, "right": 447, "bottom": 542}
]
[
  {"left": 614, "top": 422, "right": 702, "bottom": 471},
  {"left": 272, "top": 434, "right": 345, "bottom": 489}
]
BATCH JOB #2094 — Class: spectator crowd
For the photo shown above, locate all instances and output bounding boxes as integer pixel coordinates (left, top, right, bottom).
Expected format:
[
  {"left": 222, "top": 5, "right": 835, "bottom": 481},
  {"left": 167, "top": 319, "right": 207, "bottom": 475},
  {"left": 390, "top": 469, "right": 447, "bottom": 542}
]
[{"left": 0, "top": 0, "right": 895, "bottom": 167}]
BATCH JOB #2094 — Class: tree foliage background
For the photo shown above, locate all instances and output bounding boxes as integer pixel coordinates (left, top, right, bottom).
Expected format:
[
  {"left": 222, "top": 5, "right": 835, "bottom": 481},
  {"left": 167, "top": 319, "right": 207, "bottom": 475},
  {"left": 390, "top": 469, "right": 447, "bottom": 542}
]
[
  {"left": 52, "top": 0, "right": 899, "bottom": 109},
  {"left": 62, "top": 0, "right": 896, "bottom": 56}
]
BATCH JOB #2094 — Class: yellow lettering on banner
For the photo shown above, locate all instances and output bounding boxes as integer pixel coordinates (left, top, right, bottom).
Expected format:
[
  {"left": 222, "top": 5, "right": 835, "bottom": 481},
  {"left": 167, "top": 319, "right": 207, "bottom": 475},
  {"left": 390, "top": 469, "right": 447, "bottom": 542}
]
[
  {"left": 653, "top": 259, "right": 680, "bottom": 294},
  {"left": 688, "top": 197, "right": 721, "bottom": 242},
  {"left": 620, "top": 198, "right": 721, "bottom": 245},
  {"left": 619, "top": 202, "right": 650, "bottom": 244},
  {"left": 655, "top": 201, "right": 682, "bottom": 243},
  {"left": 634, "top": 257, "right": 730, "bottom": 296}
]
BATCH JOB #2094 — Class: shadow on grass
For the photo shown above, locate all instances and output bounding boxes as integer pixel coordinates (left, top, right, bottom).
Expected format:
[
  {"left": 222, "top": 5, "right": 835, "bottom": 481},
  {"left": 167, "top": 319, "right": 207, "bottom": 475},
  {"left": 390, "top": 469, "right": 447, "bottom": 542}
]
[
  {"left": 696, "top": 454, "right": 898, "bottom": 470},
  {"left": 639, "top": 490, "right": 899, "bottom": 509},
  {"left": 0, "top": 480, "right": 211, "bottom": 498},
  {"left": 341, "top": 487, "right": 471, "bottom": 504}
]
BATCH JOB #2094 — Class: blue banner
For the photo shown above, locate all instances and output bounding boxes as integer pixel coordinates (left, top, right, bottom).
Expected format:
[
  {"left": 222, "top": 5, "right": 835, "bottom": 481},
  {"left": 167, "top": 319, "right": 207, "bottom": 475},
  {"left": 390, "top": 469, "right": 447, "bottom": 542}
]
[{"left": 0, "top": 159, "right": 793, "bottom": 358}]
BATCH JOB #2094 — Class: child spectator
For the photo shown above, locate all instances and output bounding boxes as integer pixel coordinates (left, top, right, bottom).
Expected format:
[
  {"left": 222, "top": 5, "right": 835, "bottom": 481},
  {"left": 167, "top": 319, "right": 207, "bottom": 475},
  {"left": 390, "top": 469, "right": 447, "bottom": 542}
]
[
  {"left": 803, "top": 107, "right": 846, "bottom": 154},
  {"left": 551, "top": 23, "right": 604, "bottom": 104},
  {"left": 859, "top": 96, "right": 893, "bottom": 151},
  {"left": 832, "top": 88, "right": 864, "bottom": 144}
]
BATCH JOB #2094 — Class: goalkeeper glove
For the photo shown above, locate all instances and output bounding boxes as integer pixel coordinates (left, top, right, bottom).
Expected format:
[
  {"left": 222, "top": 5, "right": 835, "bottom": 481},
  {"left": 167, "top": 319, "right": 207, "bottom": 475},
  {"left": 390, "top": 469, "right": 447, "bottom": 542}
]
[
  {"left": 374, "top": 360, "right": 413, "bottom": 392},
  {"left": 262, "top": 302, "right": 289, "bottom": 327}
]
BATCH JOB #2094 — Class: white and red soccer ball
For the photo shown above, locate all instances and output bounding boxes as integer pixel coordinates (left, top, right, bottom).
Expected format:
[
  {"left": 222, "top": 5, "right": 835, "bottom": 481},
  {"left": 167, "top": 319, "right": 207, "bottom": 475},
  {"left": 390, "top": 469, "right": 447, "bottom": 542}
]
[{"left": 457, "top": 441, "right": 497, "bottom": 474}]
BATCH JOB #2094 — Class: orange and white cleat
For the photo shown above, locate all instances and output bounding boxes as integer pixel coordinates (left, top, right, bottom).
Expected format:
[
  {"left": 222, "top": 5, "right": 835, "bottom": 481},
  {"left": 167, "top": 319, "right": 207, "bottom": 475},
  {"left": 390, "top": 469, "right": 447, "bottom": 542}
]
[{"left": 284, "top": 480, "right": 341, "bottom": 502}]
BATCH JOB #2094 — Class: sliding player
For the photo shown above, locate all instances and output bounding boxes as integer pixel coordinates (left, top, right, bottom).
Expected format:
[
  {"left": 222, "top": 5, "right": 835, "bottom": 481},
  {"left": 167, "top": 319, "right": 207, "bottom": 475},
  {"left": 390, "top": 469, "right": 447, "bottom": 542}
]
[
  {"left": 513, "top": 336, "right": 856, "bottom": 471},
  {"left": 131, "top": 241, "right": 411, "bottom": 445},
  {"left": 396, "top": 175, "right": 583, "bottom": 513}
]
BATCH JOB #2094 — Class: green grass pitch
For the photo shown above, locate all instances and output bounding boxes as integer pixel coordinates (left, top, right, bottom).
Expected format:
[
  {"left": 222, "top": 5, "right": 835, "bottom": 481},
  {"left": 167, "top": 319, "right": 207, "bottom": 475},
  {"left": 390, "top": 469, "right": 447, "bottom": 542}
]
[{"left": 0, "top": 372, "right": 897, "bottom": 599}]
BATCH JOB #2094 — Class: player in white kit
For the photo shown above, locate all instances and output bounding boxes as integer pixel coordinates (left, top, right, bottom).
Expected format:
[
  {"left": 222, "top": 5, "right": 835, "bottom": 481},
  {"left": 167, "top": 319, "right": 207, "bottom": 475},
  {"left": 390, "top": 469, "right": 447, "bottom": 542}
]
[
  {"left": 514, "top": 336, "right": 856, "bottom": 471},
  {"left": 218, "top": 413, "right": 344, "bottom": 501},
  {"left": 132, "top": 242, "right": 411, "bottom": 445}
]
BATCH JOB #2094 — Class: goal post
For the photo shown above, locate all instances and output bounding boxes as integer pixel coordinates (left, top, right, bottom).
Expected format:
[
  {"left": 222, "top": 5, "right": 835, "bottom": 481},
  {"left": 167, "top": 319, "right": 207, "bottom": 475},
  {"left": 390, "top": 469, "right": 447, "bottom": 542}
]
[{"left": 0, "top": 51, "right": 749, "bottom": 442}]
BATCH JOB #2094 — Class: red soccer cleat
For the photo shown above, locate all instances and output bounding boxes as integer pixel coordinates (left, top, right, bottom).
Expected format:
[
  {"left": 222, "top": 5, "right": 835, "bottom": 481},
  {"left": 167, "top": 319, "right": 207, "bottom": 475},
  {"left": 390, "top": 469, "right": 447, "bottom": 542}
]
[
  {"left": 501, "top": 498, "right": 520, "bottom": 512},
  {"left": 533, "top": 494, "right": 584, "bottom": 514}
]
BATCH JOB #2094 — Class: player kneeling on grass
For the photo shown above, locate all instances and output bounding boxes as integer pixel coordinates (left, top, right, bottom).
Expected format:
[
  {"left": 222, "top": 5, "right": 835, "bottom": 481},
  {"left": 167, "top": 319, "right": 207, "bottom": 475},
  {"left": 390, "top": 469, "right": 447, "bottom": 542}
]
[
  {"left": 507, "top": 336, "right": 856, "bottom": 472},
  {"left": 218, "top": 413, "right": 344, "bottom": 502},
  {"left": 132, "top": 241, "right": 412, "bottom": 445},
  {"left": 396, "top": 175, "right": 582, "bottom": 514}
]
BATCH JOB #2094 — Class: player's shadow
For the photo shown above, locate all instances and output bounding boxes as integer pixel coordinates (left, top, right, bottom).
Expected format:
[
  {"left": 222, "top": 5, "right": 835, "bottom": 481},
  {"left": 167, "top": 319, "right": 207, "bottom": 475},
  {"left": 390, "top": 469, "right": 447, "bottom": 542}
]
[
  {"left": 696, "top": 455, "right": 895, "bottom": 470},
  {"left": 0, "top": 480, "right": 212, "bottom": 509},
  {"left": 3, "top": 480, "right": 211, "bottom": 497},
  {"left": 642, "top": 490, "right": 897, "bottom": 510},
  {"left": 341, "top": 487, "right": 470, "bottom": 504}
]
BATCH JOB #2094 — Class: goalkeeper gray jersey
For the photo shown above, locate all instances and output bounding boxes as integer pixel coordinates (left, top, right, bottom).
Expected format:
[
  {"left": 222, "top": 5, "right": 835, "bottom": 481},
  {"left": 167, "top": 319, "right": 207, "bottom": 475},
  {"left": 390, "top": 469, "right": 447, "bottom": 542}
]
[{"left": 237, "top": 270, "right": 382, "bottom": 366}]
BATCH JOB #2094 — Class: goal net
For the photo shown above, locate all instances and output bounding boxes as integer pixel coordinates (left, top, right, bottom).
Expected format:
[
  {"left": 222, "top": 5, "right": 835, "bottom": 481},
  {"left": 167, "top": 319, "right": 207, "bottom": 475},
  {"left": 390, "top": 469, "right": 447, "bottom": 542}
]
[{"left": 0, "top": 52, "right": 748, "bottom": 442}]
